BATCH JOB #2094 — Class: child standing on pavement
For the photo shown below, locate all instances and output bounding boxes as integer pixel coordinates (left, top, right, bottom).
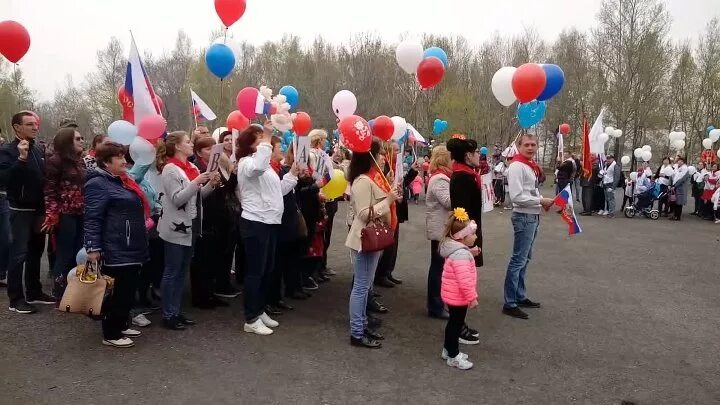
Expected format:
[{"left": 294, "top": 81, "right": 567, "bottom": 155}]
[{"left": 439, "top": 208, "right": 479, "bottom": 370}]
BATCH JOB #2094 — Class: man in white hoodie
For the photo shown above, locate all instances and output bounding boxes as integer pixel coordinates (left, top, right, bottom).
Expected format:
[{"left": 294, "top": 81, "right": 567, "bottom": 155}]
[
  {"left": 502, "top": 134, "right": 554, "bottom": 320},
  {"left": 602, "top": 155, "right": 618, "bottom": 218}
]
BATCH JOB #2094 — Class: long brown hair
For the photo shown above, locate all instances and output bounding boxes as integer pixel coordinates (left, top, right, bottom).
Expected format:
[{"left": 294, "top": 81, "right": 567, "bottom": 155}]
[
  {"left": 156, "top": 131, "right": 188, "bottom": 172},
  {"left": 53, "top": 128, "right": 82, "bottom": 162},
  {"left": 235, "top": 125, "right": 262, "bottom": 160}
]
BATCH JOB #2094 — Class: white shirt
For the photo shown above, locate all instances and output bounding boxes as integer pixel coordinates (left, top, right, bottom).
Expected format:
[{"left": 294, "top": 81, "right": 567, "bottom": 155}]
[
  {"left": 603, "top": 161, "right": 616, "bottom": 185},
  {"left": 236, "top": 143, "right": 298, "bottom": 225},
  {"left": 657, "top": 165, "right": 673, "bottom": 186}
]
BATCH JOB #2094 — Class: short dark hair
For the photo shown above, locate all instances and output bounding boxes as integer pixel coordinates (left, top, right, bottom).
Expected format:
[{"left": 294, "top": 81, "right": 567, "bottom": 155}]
[
  {"left": 236, "top": 126, "right": 263, "bottom": 160},
  {"left": 218, "top": 130, "right": 233, "bottom": 144},
  {"left": 193, "top": 136, "right": 216, "bottom": 155},
  {"left": 95, "top": 142, "right": 126, "bottom": 169},
  {"left": 91, "top": 134, "right": 107, "bottom": 150},
  {"left": 446, "top": 138, "right": 477, "bottom": 162},
  {"left": 11, "top": 111, "right": 33, "bottom": 128}
]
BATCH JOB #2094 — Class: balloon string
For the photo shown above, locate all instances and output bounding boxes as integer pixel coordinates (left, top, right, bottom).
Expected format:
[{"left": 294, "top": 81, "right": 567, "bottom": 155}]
[
  {"left": 369, "top": 153, "right": 391, "bottom": 190},
  {"left": 223, "top": 27, "right": 228, "bottom": 44}
]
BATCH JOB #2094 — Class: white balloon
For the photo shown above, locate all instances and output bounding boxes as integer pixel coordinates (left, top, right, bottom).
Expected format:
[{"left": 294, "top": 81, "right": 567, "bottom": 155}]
[
  {"left": 621, "top": 155, "right": 630, "bottom": 165},
  {"left": 710, "top": 129, "right": 720, "bottom": 142},
  {"left": 599, "top": 133, "right": 609, "bottom": 144},
  {"left": 642, "top": 145, "right": 651, "bottom": 152},
  {"left": 491, "top": 67, "right": 517, "bottom": 107},
  {"left": 678, "top": 132, "right": 686, "bottom": 140},
  {"left": 212, "top": 127, "right": 228, "bottom": 143},
  {"left": 129, "top": 136, "right": 156, "bottom": 166},
  {"left": 673, "top": 140, "right": 685, "bottom": 150},
  {"left": 613, "top": 129, "right": 623, "bottom": 138},
  {"left": 668, "top": 131, "right": 679, "bottom": 141},
  {"left": 67, "top": 267, "right": 78, "bottom": 281},
  {"left": 688, "top": 166, "right": 697, "bottom": 175},
  {"left": 702, "top": 138, "right": 713, "bottom": 149},
  {"left": 604, "top": 126, "right": 615, "bottom": 136},
  {"left": 390, "top": 116, "right": 408, "bottom": 140},
  {"left": 644, "top": 167, "right": 653, "bottom": 177},
  {"left": 332, "top": 90, "right": 357, "bottom": 119},
  {"left": 717, "top": 148, "right": 720, "bottom": 159},
  {"left": 395, "top": 40, "right": 424, "bottom": 74},
  {"left": 642, "top": 151, "right": 652, "bottom": 162},
  {"left": 634, "top": 148, "right": 643, "bottom": 158},
  {"left": 629, "top": 172, "right": 638, "bottom": 181}
]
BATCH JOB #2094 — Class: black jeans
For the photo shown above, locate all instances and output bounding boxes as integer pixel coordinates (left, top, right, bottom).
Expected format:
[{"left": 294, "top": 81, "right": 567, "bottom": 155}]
[
  {"left": 621, "top": 195, "right": 632, "bottom": 210},
  {"left": 52, "top": 214, "right": 83, "bottom": 278},
  {"left": 240, "top": 218, "right": 278, "bottom": 322},
  {"left": 671, "top": 203, "right": 683, "bottom": 220},
  {"left": 269, "top": 238, "right": 304, "bottom": 302},
  {"left": 322, "top": 202, "right": 337, "bottom": 271},
  {"left": 493, "top": 179, "right": 505, "bottom": 203},
  {"left": 581, "top": 186, "right": 594, "bottom": 213},
  {"left": 427, "top": 240, "right": 444, "bottom": 316},
  {"left": 657, "top": 184, "right": 670, "bottom": 214},
  {"left": 102, "top": 265, "right": 140, "bottom": 340},
  {"left": 138, "top": 236, "right": 164, "bottom": 302},
  {"left": 375, "top": 227, "right": 399, "bottom": 281},
  {"left": 190, "top": 234, "right": 221, "bottom": 305},
  {"left": 234, "top": 241, "right": 246, "bottom": 285},
  {"left": 444, "top": 305, "right": 468, "bottom": 358},
  {"left": 7, "top": 210, "right": 45, "bottom": 305}
]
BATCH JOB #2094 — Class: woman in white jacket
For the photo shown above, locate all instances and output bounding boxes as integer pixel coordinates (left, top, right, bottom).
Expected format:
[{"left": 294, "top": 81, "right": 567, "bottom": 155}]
[
  {"left": 425, "top": 145, "right": 453, "bottom": 319},
  {"left": 156, "top": 131, "right": 218, "bottom": 330},
  {"left": 235, "top": 123, "right": 299, "bottom": 336}
]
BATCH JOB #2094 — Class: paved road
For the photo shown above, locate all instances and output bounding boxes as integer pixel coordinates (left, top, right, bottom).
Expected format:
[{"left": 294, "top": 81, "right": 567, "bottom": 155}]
[{"left": 1, "top": 191, "right": 719, "bottom": 404}]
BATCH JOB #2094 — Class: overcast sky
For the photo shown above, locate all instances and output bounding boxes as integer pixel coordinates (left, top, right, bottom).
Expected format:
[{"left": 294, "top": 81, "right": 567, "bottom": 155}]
[{"left": 3, "top": 0, "right": 719, "bottom": 101}]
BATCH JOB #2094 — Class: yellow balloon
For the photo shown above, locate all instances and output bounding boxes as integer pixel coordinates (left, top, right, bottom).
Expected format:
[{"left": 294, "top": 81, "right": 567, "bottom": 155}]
[{"left": 321, "top": 169, "right": 348, "bottom": 200}]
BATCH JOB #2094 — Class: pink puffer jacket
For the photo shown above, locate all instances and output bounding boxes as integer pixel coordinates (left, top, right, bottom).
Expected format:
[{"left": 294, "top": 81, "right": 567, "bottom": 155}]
[{"left": 439, "top": 239, "right": 478, "bottom": 306}]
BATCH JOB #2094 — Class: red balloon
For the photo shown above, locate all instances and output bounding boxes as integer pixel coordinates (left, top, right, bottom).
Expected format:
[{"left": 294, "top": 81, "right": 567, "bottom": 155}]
[
  {"left": 117, "top": 86, "right": 135, "bottom": 123},
  {"left": 372, "top": 115, "right": 394, "bottom": 141},
  {"left": 236, "top": 87, "right": 260, "bottom": 119},
  {"left": 138, "top": 114, "right": 166, "bottom": 140},
  {"left": 0, "top": 21, "right": 31, "bottom": 63},
  {"left": 559, "top": 123, "right": 571, "bottom": 135},
  {"left": 227, "top": 110, "right": 250, "bottom": 132},
  {"left": 416, "top": 57, "right": 445, "bottom": 90},
  {"left": 214, "top": 0, "right": 247, "bottom": 28},
  {"left": 293, "top": 112, "right": 312, "bottom": 136},
  {"left": 339, "top": 115, "right": 372, "bottom": 153},
  {"left": 512, "top": 63, "right": 547, "bottom": 103}
]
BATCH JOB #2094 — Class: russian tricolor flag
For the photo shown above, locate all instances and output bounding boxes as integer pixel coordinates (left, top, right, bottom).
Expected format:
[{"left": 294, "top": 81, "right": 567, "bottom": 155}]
[
  {"left": 190, "top": 89, "right": 217, "bottom": 122},
  {"left": 124, "top": 36, "right": 161, "bottom": 124},
  {"left": 553, "top": 184, "right": 582, "bottom": 235}
]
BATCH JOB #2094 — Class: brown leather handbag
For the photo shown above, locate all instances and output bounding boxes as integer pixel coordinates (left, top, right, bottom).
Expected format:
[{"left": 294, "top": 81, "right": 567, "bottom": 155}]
[
  {"left": 360, "top": 187, "right": 395, "bottom": 252},
  {"left": 58, "top": 260, "right": 108, "bottom": 316}
]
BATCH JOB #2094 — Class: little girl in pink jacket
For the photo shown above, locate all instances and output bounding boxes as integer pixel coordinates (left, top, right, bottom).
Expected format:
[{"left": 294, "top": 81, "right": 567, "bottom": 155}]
[{"left": 439, "top": 208, "right": 479, "bottom": 370}]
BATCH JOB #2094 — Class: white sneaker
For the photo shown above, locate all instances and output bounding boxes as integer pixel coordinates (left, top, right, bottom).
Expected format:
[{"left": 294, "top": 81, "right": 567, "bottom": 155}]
[
  {"left": 244, "top": 319, "right": 274, "bottom": 335},
  {"left": 103, "top": 337, "right": 135, "bottom": 348},
  {"left": 259, "top": 312, "right": 279, "bottom": 328},
  {"left": 441, "top": 348, "right": 469, "bottom": 360},
  {"left": 121, "top": 328, "right": 142, "bottom": 337},
  {"left": 446, "top": 354, "right": 474, "bottom": 370},
  {"left": 132, "top": 314, "right": 151, "bottom": 327}
]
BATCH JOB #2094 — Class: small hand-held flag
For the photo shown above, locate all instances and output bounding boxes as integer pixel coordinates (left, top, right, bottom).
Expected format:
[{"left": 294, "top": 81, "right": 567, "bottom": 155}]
[
  {"left": 190, "top": 89, "right": 217, "bottom": 123},
  {"left": 553, "top": 184, "right": 582, "bottom": 236}
]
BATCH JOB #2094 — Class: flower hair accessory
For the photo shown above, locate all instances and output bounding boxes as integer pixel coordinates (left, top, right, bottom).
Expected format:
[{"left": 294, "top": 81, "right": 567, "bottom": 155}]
[
  {"left": 453, "top": 207, "right": 469, "bottom": 222},
  {"left": 452, "top": 220, "right": 477, "bottom": 240}
]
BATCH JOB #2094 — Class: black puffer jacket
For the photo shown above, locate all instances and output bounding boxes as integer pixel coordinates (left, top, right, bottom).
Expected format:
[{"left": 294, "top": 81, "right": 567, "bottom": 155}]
[{"left": 0, "top": 138, "right": 46, "bottom": 210}]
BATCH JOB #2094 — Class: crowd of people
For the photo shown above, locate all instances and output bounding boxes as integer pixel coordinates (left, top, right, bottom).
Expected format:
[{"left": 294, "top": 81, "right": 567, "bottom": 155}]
[{"left": 1, "top": 109, "right": 714, "bottom": 371}]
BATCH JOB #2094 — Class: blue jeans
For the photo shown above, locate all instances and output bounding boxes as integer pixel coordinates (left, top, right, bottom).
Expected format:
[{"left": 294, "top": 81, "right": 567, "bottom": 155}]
[
  {"left": 349, "top": 249, "right": 382, "bottom": 338},
  {"left": 604, "top": 185, "right": 616, "bottom": 214},
  {"left": 52, "top": 214, "right": 83, "bottom": 278},
  {"left": 503, "top": 212, "right": 539, "bottom": 309},
  {"left": 0, "top": 197, "right": 9, "bottom": 279},
  {"left": 161, "top": 241, "right": 193, "bottom": 320}
]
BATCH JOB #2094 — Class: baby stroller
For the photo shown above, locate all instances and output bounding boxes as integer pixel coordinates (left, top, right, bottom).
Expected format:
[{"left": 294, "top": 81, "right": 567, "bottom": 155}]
[{"left": 624, "top": 183, "right": 665, "bottom": 220}]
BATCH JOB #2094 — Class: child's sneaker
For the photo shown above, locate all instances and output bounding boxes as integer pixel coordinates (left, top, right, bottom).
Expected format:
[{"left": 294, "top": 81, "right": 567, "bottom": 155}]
[
  {"left": 446, "top": 354, "right": 473, "bottom": 370},
  {"left": 441, "top": 348, "right": 468, "bottom": 360}
]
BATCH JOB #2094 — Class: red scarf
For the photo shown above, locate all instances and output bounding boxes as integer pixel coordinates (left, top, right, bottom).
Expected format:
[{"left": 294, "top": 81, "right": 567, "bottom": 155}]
[
  {"left": 168, "top": 157, "right": 200, "bottom": 181},
  {"left": 429, "top": 166, "right": 453, "bottom": 181},
  {"left": 270, "top": 160, "right": 282, "bottom": 175},
  {"left": 512, "top": 154, "right": 542, "bottom": 178},
  {"left": 88, "top": 150, "right": 96, "bottom": 157},
  {"left": 452, "top": 162, "right": 482, "bottom": 188},
  {"left": 368, "top": 167, "right": 398, "bottom": 231},
  {"left": 119, "top": 172, "right": 151, "bottom": 219}
]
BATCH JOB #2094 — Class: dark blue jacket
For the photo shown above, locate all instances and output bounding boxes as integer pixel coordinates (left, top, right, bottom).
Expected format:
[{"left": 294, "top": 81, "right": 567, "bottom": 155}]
[
  {"left": 0, "top": 138, "right": 46, "bottom": 211},
  {"left": 84, "top": 169, "right": 149, "bottom": 266}
]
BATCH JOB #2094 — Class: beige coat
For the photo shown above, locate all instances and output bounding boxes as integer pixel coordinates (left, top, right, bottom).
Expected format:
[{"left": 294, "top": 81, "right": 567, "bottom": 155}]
[{"left": 345, "top": 174, "right": 392, "bottom": 252}]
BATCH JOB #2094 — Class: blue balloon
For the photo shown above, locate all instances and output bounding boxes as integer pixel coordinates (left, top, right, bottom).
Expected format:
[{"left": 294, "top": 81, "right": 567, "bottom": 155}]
[
  {"left": 537, "top": 64, "right": 565, "bottom": 101},
  {"left": 423, "top": 47, "right": 448, "bottom": 68},
  {"left": 368, "top": 119, "right": 376, "bottom": 128},
  {"left": 279, "top": 85, "right": 299, "bottom": 109},
  {"left": 205, "top": 43, "right": 235, "bottom": 79},
  {"left": 708, "top": 126, "right": 715, "bottom": 134},
  {"left": 517, "top": 101, "right": 547, "bottom": 129},
  {"left": 433, "top": 119, "right": 449, "bottom": 135},
  {"left": 479, "top": 147, "right": 488, "bottom": 155}
]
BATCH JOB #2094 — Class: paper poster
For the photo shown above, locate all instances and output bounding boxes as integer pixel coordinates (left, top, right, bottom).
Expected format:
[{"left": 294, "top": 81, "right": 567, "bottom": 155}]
[
  {"left": 481, "top": 172, "right": 495, "bottom": 213},
  {"left": 314, "top": 150, "right": 334, "bottom": 183},
  {"left": 207, "top": 143, "right": 224, "bottom": 173},
  {"left": 230, "top": 129, "right": 239, "bottom": 163},
  {"left": 296, "top": 136, "right": 310, "bottom": 170}
]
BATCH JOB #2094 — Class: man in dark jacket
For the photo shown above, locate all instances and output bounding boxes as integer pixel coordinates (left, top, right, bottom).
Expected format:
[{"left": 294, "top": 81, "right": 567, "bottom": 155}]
[{"left": 0, "top": 111, "right": 54, "bottom": 314}]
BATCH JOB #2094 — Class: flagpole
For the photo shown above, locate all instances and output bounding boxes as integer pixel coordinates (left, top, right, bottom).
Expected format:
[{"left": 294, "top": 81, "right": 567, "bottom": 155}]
[{"left": 191, "top": 89, "right": 198, "bottom": 130}]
